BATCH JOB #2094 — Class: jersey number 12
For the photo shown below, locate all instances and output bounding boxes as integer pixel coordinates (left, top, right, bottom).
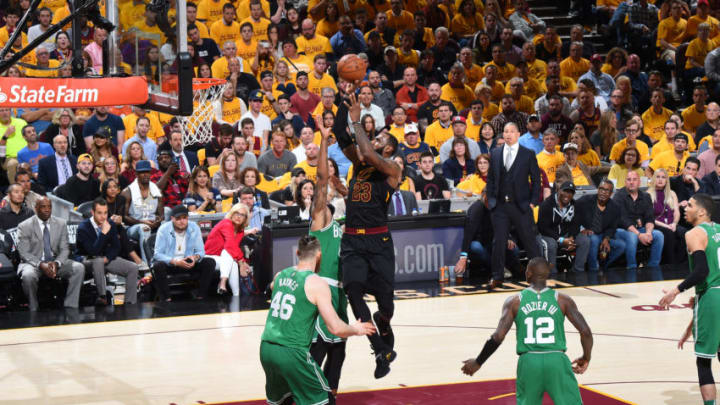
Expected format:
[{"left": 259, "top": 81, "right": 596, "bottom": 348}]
[
  {"left": 270, "top": 292, "right": 296, "bottom": 320},
  {"left": 524, "top": 317, "right": 555, "bottom": 344}
]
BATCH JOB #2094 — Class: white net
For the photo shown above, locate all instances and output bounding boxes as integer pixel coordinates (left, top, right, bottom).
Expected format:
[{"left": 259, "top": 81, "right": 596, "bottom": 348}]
[{"left": 177, "top": 79, "right": 229, "bottom": 146}]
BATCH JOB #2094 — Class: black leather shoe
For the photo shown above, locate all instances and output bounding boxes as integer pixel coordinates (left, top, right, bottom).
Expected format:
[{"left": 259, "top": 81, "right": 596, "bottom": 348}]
[{"left": 488, "top": 279, "right": 504, "bottom": 291}]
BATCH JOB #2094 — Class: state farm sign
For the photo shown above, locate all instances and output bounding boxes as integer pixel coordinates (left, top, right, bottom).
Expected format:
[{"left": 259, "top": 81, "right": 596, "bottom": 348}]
[{"left": 0, "top": 77, "right": 149, "bottom": 107}]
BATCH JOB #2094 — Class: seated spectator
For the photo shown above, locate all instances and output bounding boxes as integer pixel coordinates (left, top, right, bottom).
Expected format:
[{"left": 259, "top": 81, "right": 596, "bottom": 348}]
[
  {"left": 213, "top": 151, "right": 244, "bottom": 199},
  {"left": 509, "top": 0, "right": 546, "bottom": 42},
  {"left": 569, "top": 129, "right": 600, "bottom": 167},
  {"left": 536, "top": 77, "right": 572, "bottom": 119},
  {"left": 40, "top": 109, "right": 85, "bottom": 158},
  {"left": 398, "top": 123, "right": 432, "bottom": 170},
  {"left": 293, "top": 179, "right": 315, "bottom": 220},
  {"left": 393, "top": 156, "right": 416, "bottom": 194},
  {"left": 491, "top": 94, "right": 529, "bottom": 135},
  {"left": 276, "top": 167, "right": 306, "bottom": 205},
  {"left": 204, "top": 203, "right": 253, "bottom": 296},
  {"left": 240, "top": 167, "right": 270, "bottom": 209},
  {"left": 17, "top": 125, "right": 54, "bottom": 176},
  {"left": 650, "top": 120, "right": 695, "bottom": 161},
  {"left": 231, "top": 131, "right": 259, "bottom": 170},
  {"left": 77, "top": 198, "right": 139, "bottom": 306},
  {"left": 518, "top": 114, "right": 544, "bottom": 154},
  {"left": 165, "top": 130, "right": 199, "bottom": 173},
  {"left": 237, "top": 186, "right": 271, "bottom": 230},
  {"left": 293, "top": 142, "right": 320, "bottom": 182},
  {"left": 535, "top": 128, "right": 565, "bottom": 185},
  {"left": 683, "top": 85, "right": 708, "bottom": 138},
  {"left": 121, "top": 161, "right": 163, "bottom": 268},
  {"left": 555, "top": 143, "right": 609, "bottom": 187},
  {"left": 457, "top": 154, "right": 489, "bottom": 196},
  {"left": 151, "top": 150, "right": 190, "bottom": 209},
  {"left": 37, "top": 134, "right": 77, "bottom": 192},
  {"left": 121, "top": 116, "right": 157, "bottom": 163},
  {"left": 184, "top": 166, "right": 222, "bottom": 213},
  {"left": 608, "top": 147, "right": 645, "bottom": 190},
  {"left": 120, "top": 141, "right": 157, "bottom": 183},
  {"left": 87, "top": 128, "right": 119, "bottom": 169},
  {"left": 647, "top": 169, "right": 686, "bottom": 265},
  {"left": 695, "top": 103, "right": 720, "bottom": 153},
  {"left": 101, "top": 178, "right": 148, "bottom": 271},
  {"left": 81, "top": 106, "right": 125, "bottom": 150},
  {"left": 205, "top": 124, "right": 234, "bottom": 166},
  {"left": 536, "top": 181, "right": 588, "bottom": 272},
  {"left": 477, "top": 122, "right": 501, "bottom": 154},
  {"left": 415, "top": 151, "right": 451, "bottom": 200},
  {"left": 98, "top": 156, "right": 129, "bottom": 191},
  {"left": 702, "top": 154, "right": 720, "bottom": 195},
  {"left": 271, "top": 101, "right": 305, "bottom": 142},
  {"left": 423, "top": 103, "right": 455, "bottom": 152},
  {"left": 670, "top": 157, "right": 703, "bottom": 225},
  {"left": 325, "top": 158, "right": 348, "bottom": 218},
  {"left": 257, "top": 129, "right": 298, "bottom": 178},
  {"left": 292, "top": 127, "right": 315, "bottom": 163},
  {"left": 613, "top": 171, "right": 665, "bottom": 269},
  {"left": 17, "top": 197, "right": 84, "bottom": 311},
  {"left": 5, "top": 171, "right": 43, "bottom": 213},
  {"left": 648, "top": 133, "right": 690, "bottom": 178},
  {"left": 152, "top": 205, "right": 216, "bottom": 301},
  {"left": 574, "top": 179, "right": 626, "bottom": 272},
  {"left": 609, "top": 119, "right": 649, "bottom": 166},
  {"left": 439, "top": 116, "right": 481, "bottom": 162},
  {"left": 0, "top": 184, "right": 34, "bottom": 230},
  {"left": 684, "top": 22, "right": 713, "bottom": 87},
  {"left": 442, "top": 137, "right": 475, "bottom": 185},
  {"left": 56, "top": 154, "right": 100, "bottom": 206},
  {"left": 590, "top": 110, "right": 618, "bottom": 161}
]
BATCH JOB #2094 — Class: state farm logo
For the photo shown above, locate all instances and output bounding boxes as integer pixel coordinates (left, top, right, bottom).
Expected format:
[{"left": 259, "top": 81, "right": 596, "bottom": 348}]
[{"left": 0, "top": 84, "right": 98, "bottom": 104}]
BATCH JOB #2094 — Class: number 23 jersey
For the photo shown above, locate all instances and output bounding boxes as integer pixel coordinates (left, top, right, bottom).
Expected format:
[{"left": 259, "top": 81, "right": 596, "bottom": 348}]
[
  {"left": 345, "top": 163, "right": 394, "bottom": 229},
  {"left": 514, "top": 288, "right": 567, "bottom": 354},
  {"left": 262, "top": 268, "right": 318, "bottom": 349}
]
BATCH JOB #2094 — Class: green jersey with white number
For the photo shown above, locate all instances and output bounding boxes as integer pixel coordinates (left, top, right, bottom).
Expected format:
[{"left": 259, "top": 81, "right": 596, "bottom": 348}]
[
  {"left": 514, "top": 287, "right": 566, "bottom": 354},
  {"left": 261, "top": 267, "right": 318, "bottom": 349},
  {"left": 690, "top": 222, "right": 720, "bottom": 295},
  {"left": 310, "top": 220, "right": 342, "bottom": 282}
]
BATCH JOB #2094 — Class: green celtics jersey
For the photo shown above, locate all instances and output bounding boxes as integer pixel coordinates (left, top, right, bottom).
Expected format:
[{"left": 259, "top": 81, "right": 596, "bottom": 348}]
[
  {"left": 515, "top": 288, "right": 567, "bottom": 355},
  {"left": 261, "top": 267, "right": 318, "bottom": 349},
  {"left": 691, "top": 222, "right": 720, "bottom": 295},
  {"left": 309, "top": 220, "right": 342, "bottom": 282}
]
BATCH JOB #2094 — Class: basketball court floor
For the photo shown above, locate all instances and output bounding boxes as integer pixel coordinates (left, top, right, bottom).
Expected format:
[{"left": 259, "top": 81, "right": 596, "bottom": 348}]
[{"left": 0, "top": 272, "right": 712, "bottom": 404}]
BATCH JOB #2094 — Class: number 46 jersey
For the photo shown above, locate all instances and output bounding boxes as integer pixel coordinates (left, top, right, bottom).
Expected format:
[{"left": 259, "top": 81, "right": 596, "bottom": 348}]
[
  {"left": 514, "top": 288, "right": 567, "bottom": 354},
  {"left": 261, "top": 268, "right": 319, "bottom": 350}
]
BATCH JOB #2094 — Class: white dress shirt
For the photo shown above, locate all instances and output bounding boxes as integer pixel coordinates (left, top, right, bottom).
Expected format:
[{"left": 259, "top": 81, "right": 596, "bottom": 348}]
[
  {"left": 503, "top": 142, "right": 519, "bottom": 170},
  {"left": 55, "top": 153, "right": 72, "bottom": 186}
]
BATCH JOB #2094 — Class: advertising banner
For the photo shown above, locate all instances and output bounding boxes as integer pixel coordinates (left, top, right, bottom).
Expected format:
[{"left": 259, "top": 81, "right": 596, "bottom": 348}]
[{"left": 0, "top": 77, "right": 149, "bottom": 107}]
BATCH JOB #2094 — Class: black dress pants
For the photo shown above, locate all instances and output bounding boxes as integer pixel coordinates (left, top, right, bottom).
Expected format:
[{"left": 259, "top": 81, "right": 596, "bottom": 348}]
[{"left": 490, "top": 202, "right": 540, "bottom": 281}]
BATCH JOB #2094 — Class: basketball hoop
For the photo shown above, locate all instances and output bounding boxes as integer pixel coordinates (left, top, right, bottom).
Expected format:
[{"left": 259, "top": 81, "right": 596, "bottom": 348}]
[{"left": 177, "top": 77, "right": 228, "bottom": 146}]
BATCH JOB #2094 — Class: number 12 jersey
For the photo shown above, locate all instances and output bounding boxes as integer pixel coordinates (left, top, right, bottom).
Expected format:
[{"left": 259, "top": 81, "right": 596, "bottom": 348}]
[{"left": 514, "top": 288, "right": 567, "bottom": 354}]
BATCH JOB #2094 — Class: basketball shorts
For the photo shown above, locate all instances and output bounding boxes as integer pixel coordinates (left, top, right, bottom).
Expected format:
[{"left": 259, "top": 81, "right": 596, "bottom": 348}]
[
  {"left": 694, "top": 288, "right": 720, "bottom": 358},
  {"left": 516, "top": 352, "right": 582, "bottom": 405},
  {"left": 260, "top": 341, "right": 331, "bottom": 405},
  {"left": 313, "top": 284, "right": 349, "bottom": 344},
  {"left": 341, "top": 232, "right": 395, "bottom": 294}
]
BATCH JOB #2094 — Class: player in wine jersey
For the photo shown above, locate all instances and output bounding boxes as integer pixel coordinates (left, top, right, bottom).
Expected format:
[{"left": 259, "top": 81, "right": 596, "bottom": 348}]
[
  {"left": 660, "top": 193, "right": 720, "bottom": 405},
  {"left": 461, "top": 257, "right": 593, "bottom": 404},
  {"left": 309, "top": 116, "right": 348, "bottom": 400},
  {"left": 260, "top": 235, "right": 375, "bottom": 405},
  {"left": 332, "top": 86, "right": 403, "bottom": 379}
]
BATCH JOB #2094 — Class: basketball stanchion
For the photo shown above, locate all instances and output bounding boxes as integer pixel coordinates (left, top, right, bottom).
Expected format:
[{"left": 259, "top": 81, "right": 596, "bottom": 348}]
[{"left": 177, "top": 77, "right": 229, "bottom": 147}]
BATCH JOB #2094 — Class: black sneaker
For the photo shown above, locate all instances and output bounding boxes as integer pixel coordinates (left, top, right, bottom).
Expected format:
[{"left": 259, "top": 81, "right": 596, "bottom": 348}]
[
  {"left": 373, "top": 311, "right": 395, "bottom": 349},
  {"left": 373, "top": 349, "right": 397, "bottom": 379}
]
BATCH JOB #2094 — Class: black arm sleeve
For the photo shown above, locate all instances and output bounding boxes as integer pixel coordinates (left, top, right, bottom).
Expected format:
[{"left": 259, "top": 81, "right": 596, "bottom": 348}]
[
  {"left": 678, "top": 250, "right": 710, "bottom": 292},
  {"left": 475, "top": 337, "right": 501, "bottom": 366},
  {"left": 333, "top": 94, "right": 354, "bottom": 150}
]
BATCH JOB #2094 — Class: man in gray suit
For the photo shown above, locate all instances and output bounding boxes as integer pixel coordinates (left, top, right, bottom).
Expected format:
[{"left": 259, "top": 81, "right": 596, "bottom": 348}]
[
  {"left": 17, "top": 197, "right": 84, "bottom": 311},
  {"left": 387, "top": 189, "right": 419, "bottom": 216}
]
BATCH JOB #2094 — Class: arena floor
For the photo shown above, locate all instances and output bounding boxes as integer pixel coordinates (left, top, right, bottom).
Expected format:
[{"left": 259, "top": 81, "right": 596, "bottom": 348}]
[{"left": 0, "top": 271, "right": 712, "bottom": 405}]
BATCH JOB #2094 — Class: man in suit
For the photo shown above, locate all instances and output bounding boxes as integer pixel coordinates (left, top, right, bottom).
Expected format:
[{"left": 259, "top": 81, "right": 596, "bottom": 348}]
[
  {"left": 387, "top": 189, "right": 418, "bottom": 217},
  {"left": 485, "top": 122, "right": 542, "bottom": 288},
  {"left": 37, "top": 134, "right": 77, "bottom": 192},
  {"left": 16, "top": 197, "right": 84, "bottom": 311},
  {"left": 165, "top": 129, "right": 198, "bottom": 173},
  {"left": 77, "top": 198, "right": 139, "bottom": 306}
]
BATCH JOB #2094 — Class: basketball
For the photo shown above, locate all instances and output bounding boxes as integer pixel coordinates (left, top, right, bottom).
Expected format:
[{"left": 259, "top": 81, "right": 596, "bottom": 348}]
[{"left": 337, "top": 54, "right": 368, "bottom": 83}]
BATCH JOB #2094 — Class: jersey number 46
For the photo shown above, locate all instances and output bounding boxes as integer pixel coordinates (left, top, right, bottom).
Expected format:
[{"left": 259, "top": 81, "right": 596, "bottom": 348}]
[{"left": 270, "top": 292, "right": 296, "bottom": 320}]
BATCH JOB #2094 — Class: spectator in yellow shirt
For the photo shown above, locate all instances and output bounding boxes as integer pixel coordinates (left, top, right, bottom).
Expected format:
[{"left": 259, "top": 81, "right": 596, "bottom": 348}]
[
  {"left": 240, "top": 0, "right": 271, "bottom": 41},
  {"left": 484, "top": 44, "right": 517, "bottom": 84},
  {"left": 684, "top": 22, "right": 715, "bottom": 85},
  {"left": 197, "top": 0, "right": 225, "bottom": 26},
  {"left": 210, "top": 3, "right": 241, "bottom": 47},
  {"left": 642, "top": 89, "right": 674, "bottom": 143},
  {"left": 424, "top": 103, "right": 455, "bottom": 151},
  {"left": 685, "top": 0, "right": 719, "bottom": 41},
  {"left": 535, "top": 129, "right": 565, "bottom": 184},
  {"left": 212, "top": 41, "right": 246, "bottom": 79},
  {"left": 503, "top": 77, "right": 535, "bottom": 114},
  {"left": 307, "top": 54, "right": 337, "bottom": 97},
  {"left": 296, "top": 19, "right": 333, "bottom": 61},
  {"left": 441, "top": 63, "right": 476, "bottom": 112},
  {"left": 450, "top": 0, "right": 485, "bottom": 41},
  {"left": 607, "top": 147, "right": 645, "bottom": 189},
  {"left": 609, "top": 120, "right": 650, "bottom": 165},
  {"left": 522, "top": 41, "right": 548, "bottom": 83},
  {"left": 682, "top": 85, "right": 708, "bottom": 136},
  {"left": 651, "top": 119, "right": 697, "bottom": 159},
  {"left": 24, "top": 46, "right": 60, "bottom": 77},
  {"left": 559, "top": 42, "right": 591, "bottom": 83},
  {"left": 186, "top": 2, "right": 211, "bottom": 38},
  {"left": 648, "top": 132, "right": 690, "bottom": 177},
  {"left": 123, "top": 107, "right": 166, "bottom": 143},
  {"left": 656, "top": 0, "right": 687, "bottom": 64},
  {"left": 387, "top": 0, "right": 415, "bottom": 32},
  {"left": 547, "top": 59, "right": 578, "bottom": 100},
  {"left": 459, "top": 47, "right": 484, "bottom": 91}
]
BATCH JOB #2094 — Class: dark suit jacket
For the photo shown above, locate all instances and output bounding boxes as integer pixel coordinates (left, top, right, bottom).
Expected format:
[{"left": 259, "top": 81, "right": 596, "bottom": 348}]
[
  {"left": 387, "top": 190, "right": 418, "bottom": 216},
  {"left": 486, "top": 144, "right": 541, "bottom": 212},
  {"left": 178, "top": 151, "right": 199, "bottom": 172},
  {"left": 37, "top": 154, "right": 78, "bottom": 191},
  {"left": 76, "top": 218, "right": 121, "bottom": 262},
  {"left": 702, "top": 172, "right": 720, "bottom": 195},
  {"left": 575, "top": 194, "right": 620, "bottom": 240}
]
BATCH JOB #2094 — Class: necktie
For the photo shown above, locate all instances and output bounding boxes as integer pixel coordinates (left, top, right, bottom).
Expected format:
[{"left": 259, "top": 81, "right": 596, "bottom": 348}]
[
  {"left": 178, "top": 155, "right": 188, "bottom": 173},
  {"left": 504, "top": 147, "right": 512, "bottom": 170},
  {"left": 61, "top": 158, "right": 70, "bottom": 182},
  {"left": 43, "top": 223, "right": 53, "bottom": 262},
  {"left": 394, "top": 192, "right": 405, "bottom": 216}
]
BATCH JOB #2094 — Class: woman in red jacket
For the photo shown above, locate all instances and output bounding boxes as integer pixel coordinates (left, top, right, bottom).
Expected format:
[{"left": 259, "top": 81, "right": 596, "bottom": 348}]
[{"left": 204, "top": 203, "right": 255, "bottom": 295}]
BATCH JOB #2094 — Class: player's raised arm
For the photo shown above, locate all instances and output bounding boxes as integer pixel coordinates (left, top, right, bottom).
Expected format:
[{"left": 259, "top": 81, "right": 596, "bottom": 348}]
[
  {"left": 310, "top": 116, "right": 332, "bottom": 231},
  {"left": 332, "top": 85, "right": 362, "bottom": 167},
  {"left": 461, "top": 294, "right": 519, "bottom": 376},
  {"left": 559, "top": 293, "right": 593, "bottom": 374},
  {"left": 306, "top": 275, "right": 376, "bottom": 338}
]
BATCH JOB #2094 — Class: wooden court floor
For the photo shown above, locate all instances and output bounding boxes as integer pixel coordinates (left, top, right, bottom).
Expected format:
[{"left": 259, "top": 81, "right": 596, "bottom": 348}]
[{"left": 0, "top": 279, "right": 712, "bottom": 404}]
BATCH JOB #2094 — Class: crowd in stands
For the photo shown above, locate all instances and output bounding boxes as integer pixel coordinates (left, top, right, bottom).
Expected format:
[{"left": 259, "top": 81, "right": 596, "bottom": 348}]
[{"left": 3, "top": 0, "right": 720, "bottom": 306}]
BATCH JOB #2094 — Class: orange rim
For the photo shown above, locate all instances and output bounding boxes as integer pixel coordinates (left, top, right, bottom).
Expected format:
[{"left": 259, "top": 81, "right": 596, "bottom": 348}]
[{"left": 192, "top": 77, "right": 227, "bottom": 90}]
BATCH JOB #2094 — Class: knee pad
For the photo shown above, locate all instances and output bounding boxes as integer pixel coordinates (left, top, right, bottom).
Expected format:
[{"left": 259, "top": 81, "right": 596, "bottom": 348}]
[{"left": 697, "top": 357, "right": 715, "bottom": 386}]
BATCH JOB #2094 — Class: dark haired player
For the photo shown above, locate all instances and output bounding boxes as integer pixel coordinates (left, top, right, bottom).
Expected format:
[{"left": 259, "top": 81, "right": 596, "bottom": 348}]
[
  {"left": 259, "top": 235, "right": 375, "bottom": 405},
  {"left": 461, "top": 257, "right": 593, "bottom": 403},
  {"left": 332, "top": 83, "right": 403, "bottom": 378},
  {"left": 660, "top": 193, "right": 720, "bottom": 405}
]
